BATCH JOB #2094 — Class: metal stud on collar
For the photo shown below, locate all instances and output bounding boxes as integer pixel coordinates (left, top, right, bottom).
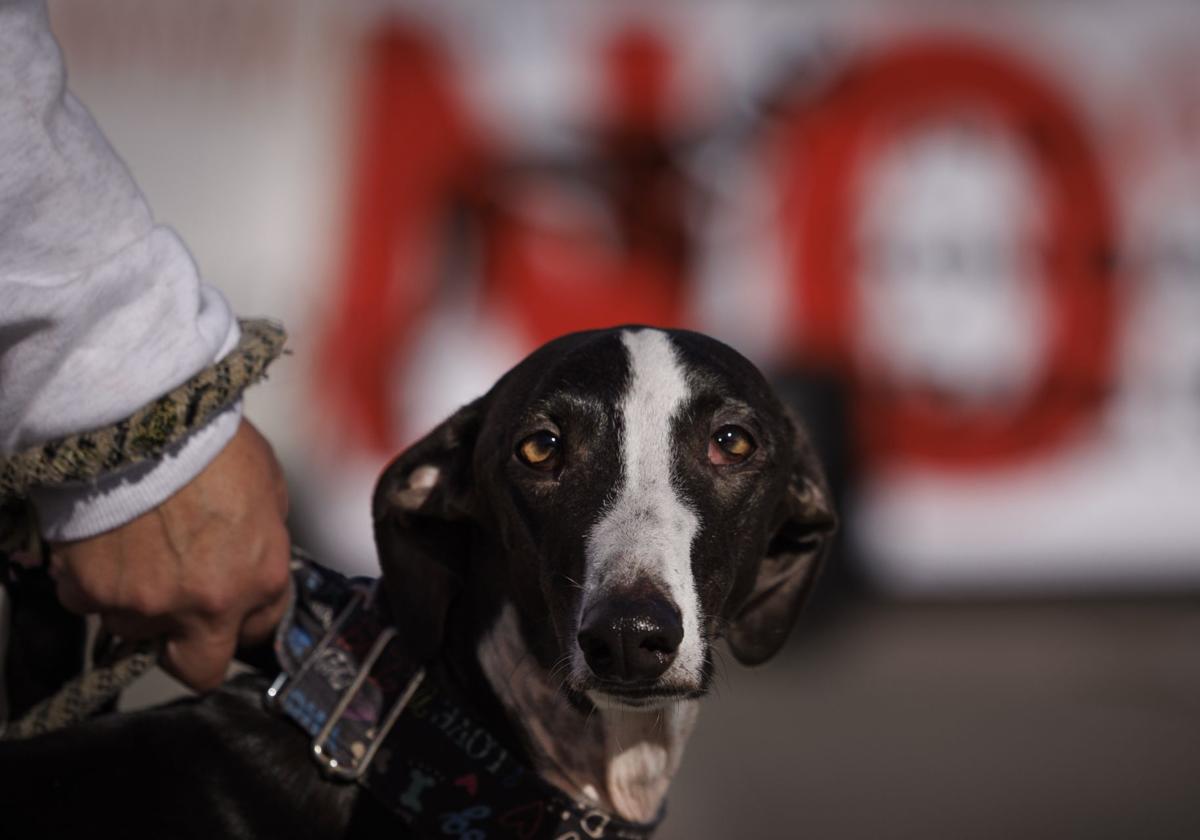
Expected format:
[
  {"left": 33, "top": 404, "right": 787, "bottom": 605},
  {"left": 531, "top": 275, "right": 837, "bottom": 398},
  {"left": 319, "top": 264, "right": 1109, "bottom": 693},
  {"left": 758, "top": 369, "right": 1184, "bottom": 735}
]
[
  {"left": 267, "top": 585, "right": 425, "bottom": 781},
  {"left": 311, "top": 627, "right": 425, "bottom": 781},
  {"left": 266, "top": 589, "right": 365, "bottom": 711}
]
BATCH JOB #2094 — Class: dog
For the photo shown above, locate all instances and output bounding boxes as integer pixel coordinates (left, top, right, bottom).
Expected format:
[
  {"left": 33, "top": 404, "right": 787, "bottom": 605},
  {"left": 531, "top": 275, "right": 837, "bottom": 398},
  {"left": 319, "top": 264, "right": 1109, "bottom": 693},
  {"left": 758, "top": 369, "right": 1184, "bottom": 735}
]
[{"left": 0, "top": 326, "right": 835, "bottom": 838}]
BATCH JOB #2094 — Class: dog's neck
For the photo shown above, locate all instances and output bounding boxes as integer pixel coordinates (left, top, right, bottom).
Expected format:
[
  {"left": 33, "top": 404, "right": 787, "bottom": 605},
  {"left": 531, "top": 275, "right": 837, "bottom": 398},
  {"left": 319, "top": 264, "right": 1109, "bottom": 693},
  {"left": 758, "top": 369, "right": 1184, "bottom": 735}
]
[{"left": 475, "top": 602, "right": 698, "bottom": 824}]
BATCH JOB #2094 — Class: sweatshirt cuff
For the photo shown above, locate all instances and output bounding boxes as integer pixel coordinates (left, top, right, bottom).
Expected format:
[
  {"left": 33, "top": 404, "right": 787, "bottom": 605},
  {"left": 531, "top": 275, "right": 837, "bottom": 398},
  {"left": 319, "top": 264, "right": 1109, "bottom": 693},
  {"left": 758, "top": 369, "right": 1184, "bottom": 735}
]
[{"left": 29, "top": 401, "right": 243, "bottom": 541}]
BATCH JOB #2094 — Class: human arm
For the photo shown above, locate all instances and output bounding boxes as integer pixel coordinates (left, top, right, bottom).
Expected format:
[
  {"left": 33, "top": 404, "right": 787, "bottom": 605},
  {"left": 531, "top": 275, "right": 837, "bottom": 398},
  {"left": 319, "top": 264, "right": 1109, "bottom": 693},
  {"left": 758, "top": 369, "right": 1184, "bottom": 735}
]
[{"left": 0, "top": 0, "right": 289, "bottom": 689}]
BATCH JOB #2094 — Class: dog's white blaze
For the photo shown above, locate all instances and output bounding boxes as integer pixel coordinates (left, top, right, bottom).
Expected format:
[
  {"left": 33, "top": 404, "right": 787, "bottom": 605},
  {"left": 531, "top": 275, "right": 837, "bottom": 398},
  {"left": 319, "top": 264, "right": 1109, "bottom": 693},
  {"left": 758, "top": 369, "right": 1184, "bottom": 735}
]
[{"left": 579, "top": 329, "right": 704, "bottom": 685}]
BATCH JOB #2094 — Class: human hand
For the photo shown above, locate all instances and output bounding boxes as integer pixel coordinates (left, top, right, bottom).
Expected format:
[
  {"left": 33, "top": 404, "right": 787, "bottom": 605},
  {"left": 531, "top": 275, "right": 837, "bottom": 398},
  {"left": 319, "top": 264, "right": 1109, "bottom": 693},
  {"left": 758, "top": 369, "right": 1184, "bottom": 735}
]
[{"left": 48, "top": 420, "right": 291, "bottom": 691}]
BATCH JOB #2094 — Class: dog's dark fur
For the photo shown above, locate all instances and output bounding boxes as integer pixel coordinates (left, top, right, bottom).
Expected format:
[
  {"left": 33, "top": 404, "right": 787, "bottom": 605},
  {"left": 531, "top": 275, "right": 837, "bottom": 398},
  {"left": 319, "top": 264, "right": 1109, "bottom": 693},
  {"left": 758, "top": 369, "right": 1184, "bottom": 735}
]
[{"left": 0, "top": 327, "right": 835, "bottom": 837}]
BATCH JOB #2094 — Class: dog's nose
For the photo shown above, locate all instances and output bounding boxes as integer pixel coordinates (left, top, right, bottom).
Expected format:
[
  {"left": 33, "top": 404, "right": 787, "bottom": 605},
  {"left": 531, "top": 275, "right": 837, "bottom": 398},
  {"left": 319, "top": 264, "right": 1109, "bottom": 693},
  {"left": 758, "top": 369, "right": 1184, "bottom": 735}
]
[{"left": 577, "top": 596, "right": 684, "bottom": 684}]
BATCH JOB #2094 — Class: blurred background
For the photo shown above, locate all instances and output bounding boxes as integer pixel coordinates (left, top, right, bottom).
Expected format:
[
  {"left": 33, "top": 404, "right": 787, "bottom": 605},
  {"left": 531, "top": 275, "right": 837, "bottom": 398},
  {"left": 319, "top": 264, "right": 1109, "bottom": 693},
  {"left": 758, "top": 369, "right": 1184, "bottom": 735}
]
[{"left": 47, "top": 0, "right": 1199, "bottom": 836}]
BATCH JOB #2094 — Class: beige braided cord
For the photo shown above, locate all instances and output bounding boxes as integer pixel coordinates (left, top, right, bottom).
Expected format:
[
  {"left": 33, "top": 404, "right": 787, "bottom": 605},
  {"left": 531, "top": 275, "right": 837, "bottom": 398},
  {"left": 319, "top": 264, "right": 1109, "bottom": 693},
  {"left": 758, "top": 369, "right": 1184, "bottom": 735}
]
[
  {"left": 2, "top": 640, "right": 160, "bottom": 740},
  {"left": 0, "top": 318, "right": 287, "bottom": 502}
]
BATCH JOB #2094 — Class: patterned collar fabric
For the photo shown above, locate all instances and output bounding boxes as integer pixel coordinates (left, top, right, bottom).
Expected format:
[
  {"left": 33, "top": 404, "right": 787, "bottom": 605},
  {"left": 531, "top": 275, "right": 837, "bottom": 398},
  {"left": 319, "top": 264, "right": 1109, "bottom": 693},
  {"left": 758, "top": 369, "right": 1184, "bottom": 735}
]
[{"left": 268, "top": 555, "right": 662, "bottom": 840}]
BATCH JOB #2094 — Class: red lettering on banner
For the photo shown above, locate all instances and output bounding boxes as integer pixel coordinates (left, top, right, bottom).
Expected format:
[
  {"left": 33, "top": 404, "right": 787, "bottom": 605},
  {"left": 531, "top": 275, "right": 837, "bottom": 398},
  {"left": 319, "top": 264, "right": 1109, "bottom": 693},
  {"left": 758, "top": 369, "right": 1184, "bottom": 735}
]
[
  {"left": 480, "top": 27, "right": 688, "bottom": 350},
  {"left": 318, "top": 26, "right": 1118, "bottom": 471},
  {"left": 771, "top": 39, "right": 1119, "bottom": 468},
  {"left": 317, "top": 25, "right": 481, "bottom": 452},
  {"left": 318, "top": 25, "right": 687, "bottom": 453}
]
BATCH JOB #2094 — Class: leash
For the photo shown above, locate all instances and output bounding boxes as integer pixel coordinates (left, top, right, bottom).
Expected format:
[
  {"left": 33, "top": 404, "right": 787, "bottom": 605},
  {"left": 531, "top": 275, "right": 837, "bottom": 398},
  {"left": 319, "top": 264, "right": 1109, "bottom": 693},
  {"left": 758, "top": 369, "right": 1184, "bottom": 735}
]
[
  {"left": 2, "top": 638, "right": 159, "bottom": 740},
  {"left": 1, "top": 530, "right": 164, "bottom": 741},
  {"left": 0, "top": 319, "right": 287, "bottom": 503}
]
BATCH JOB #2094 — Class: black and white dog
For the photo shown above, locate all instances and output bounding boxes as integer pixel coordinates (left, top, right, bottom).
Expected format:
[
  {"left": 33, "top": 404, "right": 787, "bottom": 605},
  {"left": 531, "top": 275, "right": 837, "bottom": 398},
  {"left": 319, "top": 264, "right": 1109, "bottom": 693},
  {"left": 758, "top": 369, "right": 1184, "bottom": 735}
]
[{"left": 0, "top": 326, "right": 835, "bottom": 838}]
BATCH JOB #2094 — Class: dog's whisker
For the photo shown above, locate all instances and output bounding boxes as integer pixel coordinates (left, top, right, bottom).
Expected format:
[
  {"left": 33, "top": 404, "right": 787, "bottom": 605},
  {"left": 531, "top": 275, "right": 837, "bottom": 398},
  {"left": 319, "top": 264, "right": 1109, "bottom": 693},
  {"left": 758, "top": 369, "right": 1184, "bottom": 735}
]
[
  {"left": 548, "top": 651, "right": 572, "bottom": 676},
  {"left": 547, "top": 654, "right": 575, "bottom": 691},
  {"left": 711, "top": 645, "right": 735, "bottom": 699}
]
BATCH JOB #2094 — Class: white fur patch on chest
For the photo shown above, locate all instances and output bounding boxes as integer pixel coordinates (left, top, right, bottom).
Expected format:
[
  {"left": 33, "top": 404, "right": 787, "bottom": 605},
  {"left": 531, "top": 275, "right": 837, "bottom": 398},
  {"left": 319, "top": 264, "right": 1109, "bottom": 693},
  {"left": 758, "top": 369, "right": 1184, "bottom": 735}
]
[
  {"left": 603, "top": 700, "right": 698, "bottom": 823},
  {"left": 580, "top": 328, "right": 704, "bottom": 685}
]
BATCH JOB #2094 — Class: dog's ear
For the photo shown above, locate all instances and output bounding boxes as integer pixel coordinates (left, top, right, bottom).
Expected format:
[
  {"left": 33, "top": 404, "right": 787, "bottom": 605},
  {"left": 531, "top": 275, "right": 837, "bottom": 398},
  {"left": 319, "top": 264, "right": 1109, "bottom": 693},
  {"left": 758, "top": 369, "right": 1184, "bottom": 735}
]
[
  {"left": 371, "top": 397, "right": 485, "bottom": 662},
  {"left": 726, "top": 413, "right": 837, "bottom": 666}
]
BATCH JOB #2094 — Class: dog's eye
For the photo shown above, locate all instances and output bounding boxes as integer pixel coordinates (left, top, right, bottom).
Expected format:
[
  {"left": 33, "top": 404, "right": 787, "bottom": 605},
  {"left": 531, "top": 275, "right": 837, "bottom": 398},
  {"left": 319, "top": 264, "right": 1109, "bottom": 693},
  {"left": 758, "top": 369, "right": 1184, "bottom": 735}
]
[
  {"left": 709, "top": 425, "right": 756, "bottom": 465},
  {"left": 516, "top": 430, "right": 561, "bottom": 470}
]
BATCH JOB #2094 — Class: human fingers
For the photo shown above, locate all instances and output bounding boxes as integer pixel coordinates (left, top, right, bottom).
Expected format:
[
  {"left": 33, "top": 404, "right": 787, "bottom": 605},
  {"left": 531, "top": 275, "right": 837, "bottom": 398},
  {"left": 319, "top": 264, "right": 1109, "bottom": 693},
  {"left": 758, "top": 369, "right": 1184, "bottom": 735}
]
[
  {"left": 45, "top": 419, "right": 293, "bottom": 688},
  {"left": 162, "top": 617, "right": 240, "bottom": 692},
  {"left": 237, "top": 575, "right": 291, "bottom": 645}
]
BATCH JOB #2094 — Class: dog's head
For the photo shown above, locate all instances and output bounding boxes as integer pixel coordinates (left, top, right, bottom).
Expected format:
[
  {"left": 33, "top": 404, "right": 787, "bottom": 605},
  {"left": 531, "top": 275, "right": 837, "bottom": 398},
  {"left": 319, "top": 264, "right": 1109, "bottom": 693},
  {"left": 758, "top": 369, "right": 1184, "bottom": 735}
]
[{"left": 373, "top": 327, "right": 835, "bottom": 711}]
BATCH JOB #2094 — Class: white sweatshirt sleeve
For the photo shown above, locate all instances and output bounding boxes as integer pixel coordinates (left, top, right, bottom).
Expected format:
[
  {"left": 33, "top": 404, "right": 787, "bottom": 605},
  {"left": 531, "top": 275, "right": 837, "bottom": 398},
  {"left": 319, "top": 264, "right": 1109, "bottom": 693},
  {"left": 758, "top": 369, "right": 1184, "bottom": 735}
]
[{"left": 0, "top": 0, "right": 244, "bottom": 540}]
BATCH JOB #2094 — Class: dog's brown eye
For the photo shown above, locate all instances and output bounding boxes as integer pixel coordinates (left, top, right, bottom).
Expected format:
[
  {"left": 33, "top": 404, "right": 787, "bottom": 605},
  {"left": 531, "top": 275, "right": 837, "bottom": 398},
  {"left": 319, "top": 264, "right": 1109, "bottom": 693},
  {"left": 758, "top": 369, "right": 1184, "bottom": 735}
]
[
  {"left": 709, "top": 425, "right": 756, "bottom": 465},
  {"left": 516, "top": 430, "right": 560, "bottom": 470}
]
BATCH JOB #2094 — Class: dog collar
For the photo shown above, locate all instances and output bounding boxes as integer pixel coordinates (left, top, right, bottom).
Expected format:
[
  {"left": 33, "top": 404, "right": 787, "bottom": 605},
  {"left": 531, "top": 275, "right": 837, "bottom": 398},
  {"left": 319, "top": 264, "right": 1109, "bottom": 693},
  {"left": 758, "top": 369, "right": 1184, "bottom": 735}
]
[{"left": 266, "top": 552, "right": 662, "bottom": 840}]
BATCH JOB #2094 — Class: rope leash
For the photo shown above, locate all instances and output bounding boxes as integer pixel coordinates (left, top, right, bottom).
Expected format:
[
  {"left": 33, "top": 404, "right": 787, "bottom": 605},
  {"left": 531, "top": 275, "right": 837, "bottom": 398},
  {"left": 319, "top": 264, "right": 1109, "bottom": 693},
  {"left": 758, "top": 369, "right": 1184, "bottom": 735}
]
[
  {"left": 1, "top": 639, "right": 160, "bottom": 740},
  {"left": 0, "top": 319, "right": 287, "bottom": 503}
]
